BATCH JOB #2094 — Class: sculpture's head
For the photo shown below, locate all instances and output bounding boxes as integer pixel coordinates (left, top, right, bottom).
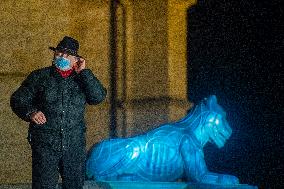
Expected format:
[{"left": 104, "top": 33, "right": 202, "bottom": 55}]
[{"left": 202, "top": 95, "right": 232, "bottom": 148}]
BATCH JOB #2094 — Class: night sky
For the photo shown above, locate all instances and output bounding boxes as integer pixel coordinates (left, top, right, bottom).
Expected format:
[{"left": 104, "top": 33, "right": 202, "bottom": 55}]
[{"left": 187, "top": 0, "right": 283, "bottom": 188}]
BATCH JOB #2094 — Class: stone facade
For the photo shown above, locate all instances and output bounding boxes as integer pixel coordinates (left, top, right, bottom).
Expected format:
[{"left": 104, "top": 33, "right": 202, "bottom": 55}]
[{"left": 0, "top": 0, "right": 195, "bottom": 183}]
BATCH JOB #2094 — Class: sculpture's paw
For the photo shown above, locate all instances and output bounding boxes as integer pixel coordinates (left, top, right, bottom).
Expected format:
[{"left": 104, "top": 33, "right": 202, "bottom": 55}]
[
  {"left": 218, "top": 174, "right": 239, "bottom": 185},
  {"left": 200, "top": 173, "right": 239, "bottom": 185}
]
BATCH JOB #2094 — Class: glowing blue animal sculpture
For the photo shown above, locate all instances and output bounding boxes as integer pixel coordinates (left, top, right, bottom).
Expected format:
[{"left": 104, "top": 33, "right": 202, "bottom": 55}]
[{"left": 86, "top": 95, "right": 239, "bottom": 185}]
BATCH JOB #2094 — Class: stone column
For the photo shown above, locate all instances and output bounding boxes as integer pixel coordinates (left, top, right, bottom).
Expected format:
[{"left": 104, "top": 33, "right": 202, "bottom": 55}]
[
  {"left": 167, "top": 0, "right": 196, "bottom": 119},
  {"left": 116, "top": 0, "right": 196, "bottom": 136},
  {"left": 117, "top": 0, "right": 196, "bottom": 101}
]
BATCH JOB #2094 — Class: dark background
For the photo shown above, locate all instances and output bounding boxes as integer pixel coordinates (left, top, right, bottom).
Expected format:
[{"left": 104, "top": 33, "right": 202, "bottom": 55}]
[{"left": 187, "top": 0, "right": 283, "bottom": 188}]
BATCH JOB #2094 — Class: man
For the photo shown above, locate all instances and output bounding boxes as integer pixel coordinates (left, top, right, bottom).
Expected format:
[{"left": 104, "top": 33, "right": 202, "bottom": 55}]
[{"left": 10, "top": 36, "right": 107, "bottom": 189}]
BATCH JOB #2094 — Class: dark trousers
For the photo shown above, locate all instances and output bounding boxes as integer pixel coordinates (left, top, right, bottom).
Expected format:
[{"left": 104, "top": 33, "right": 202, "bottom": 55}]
[{"left": 31, "top": 143, "right": 86, "bottom": 189}]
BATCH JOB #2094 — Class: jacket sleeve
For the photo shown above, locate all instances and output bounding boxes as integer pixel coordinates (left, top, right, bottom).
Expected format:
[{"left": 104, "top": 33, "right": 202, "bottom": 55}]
[
  {"left": 76, "top": 69, "right": 107, "bottom": 105},
  {"left": 10, "top": 71, "right": 38, "bottom": 122}
]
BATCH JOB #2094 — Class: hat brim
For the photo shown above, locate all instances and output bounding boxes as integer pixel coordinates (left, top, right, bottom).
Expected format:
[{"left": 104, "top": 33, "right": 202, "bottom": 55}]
[
  {"left": 49, "top": 47, "right": 57, "bottom": 51},
  {"left": 49, "top": 47, "right": 82, "bottom": 58}
]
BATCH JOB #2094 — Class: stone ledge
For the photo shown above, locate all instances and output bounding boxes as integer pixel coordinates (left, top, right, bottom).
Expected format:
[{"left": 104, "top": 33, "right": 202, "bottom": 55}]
[{"left": 0, "top": 181, "right": 258, "bottom": 189}]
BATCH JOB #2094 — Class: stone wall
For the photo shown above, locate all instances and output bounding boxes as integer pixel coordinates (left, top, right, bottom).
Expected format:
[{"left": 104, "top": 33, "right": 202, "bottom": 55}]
[{"left": 0, "top": 0, "right": 195, "bottom": 184}]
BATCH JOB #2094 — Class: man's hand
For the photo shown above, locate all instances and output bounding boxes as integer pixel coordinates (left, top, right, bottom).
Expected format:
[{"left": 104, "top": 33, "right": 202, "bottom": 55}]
[
  {"left": 74, "top": 58, "right": 86, "bottom": 74},
  {"left": 30, "top": 111, "right": 47, "bottom": 125}
]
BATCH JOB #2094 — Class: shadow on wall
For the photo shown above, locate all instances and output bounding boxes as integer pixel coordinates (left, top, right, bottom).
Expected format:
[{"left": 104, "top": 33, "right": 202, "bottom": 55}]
[{"left": 187, "top": 0, "right": 283, "bottom": 188}]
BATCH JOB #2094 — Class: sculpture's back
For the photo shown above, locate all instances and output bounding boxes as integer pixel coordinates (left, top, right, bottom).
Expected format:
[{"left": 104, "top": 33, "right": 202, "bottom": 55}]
[{"left": 86, "top": 127, "right": 185, "bottom": 181}]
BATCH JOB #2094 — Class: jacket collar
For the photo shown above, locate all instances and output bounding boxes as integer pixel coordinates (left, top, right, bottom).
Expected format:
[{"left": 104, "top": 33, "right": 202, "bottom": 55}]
[{"left": 50, "top": 65, "right": 77, "bottom": 80}]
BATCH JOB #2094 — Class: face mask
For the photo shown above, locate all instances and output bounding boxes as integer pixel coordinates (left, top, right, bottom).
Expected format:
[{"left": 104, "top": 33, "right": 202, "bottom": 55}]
[{"left": 54, "top": 57, "right": 72, "bottom": 71}]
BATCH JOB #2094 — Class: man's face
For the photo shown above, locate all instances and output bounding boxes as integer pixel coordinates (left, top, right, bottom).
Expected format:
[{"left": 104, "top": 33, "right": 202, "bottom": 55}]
[{"left": 54, "top": 50, "right": 79, "bottom": 67}]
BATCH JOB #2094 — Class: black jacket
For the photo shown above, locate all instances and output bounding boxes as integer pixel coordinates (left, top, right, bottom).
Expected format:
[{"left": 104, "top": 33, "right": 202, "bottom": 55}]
[{"left": 10, "top": 65, "right": 107, "bottom": 150}]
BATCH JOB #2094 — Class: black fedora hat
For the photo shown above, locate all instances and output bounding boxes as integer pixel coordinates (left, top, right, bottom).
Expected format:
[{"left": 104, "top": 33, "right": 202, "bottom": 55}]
[{"left": 49, "top": 36, "right": 82, "bottom": 57}]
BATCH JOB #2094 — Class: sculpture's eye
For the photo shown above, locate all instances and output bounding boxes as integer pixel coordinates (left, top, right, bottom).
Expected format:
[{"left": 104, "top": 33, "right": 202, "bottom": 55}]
[
  {"left": 208, "top": 113, "right": 221, "bottom": 127},
  {"left": 215, "top": 119, "right": 220, "bottom": 125},
  {"left": 209, "top": 117, "right": 215, "bottom": 123}
]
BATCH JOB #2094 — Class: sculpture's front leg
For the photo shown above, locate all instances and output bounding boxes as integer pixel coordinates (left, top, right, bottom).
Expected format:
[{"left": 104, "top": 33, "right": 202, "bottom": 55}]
[
  {"left": 180, "top": 137, "right": 208, "bottom": 182},
  {"left": 181, "top": 137, "right": 239, "bottom": 185}
]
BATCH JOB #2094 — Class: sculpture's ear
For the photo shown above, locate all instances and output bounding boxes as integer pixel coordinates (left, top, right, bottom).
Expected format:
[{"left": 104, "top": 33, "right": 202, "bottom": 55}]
[
  {"left": 209, "top": 95, "right": 217, "bottom": 104},
  {"left": 206, "top": 95, "right": 217, "bottom": 109},
  {"left": 206, "top": 95, "right": 227, "bottom": 117}
]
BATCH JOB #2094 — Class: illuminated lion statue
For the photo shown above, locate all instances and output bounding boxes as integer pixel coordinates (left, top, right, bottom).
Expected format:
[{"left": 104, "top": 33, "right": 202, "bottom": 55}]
[{"left": 86, "top": 95, "right": 239, "bottom": 185}]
